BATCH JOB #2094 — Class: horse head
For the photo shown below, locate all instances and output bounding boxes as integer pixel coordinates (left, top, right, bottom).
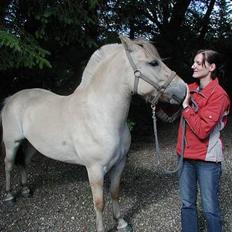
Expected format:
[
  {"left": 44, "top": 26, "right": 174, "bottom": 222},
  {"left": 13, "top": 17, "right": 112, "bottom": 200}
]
[{"left": 120, "top": 36, "right": 186, "bottom": 106}]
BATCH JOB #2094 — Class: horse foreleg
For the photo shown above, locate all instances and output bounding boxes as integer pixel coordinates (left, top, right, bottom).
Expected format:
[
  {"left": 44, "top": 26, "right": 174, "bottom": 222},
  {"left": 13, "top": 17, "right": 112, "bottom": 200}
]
[
  {"left": 87, "top": 166, "right": 105, "bottom": 232},
  {"left": 110, "top": 157, "right": 132, "bottom": 232}
]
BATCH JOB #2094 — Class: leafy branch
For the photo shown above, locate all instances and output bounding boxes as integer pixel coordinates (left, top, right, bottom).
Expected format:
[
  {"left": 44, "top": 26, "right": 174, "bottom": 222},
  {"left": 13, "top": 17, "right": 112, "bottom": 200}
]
[{"left": 0, "top": 30, "right": 51, "bottom": 70}]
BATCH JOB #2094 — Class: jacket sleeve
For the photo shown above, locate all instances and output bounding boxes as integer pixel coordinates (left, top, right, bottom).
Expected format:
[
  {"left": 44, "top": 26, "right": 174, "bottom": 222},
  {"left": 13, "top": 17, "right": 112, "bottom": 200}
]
[{"left": 182, "top": 92, "right": 230, "bottom": 140}]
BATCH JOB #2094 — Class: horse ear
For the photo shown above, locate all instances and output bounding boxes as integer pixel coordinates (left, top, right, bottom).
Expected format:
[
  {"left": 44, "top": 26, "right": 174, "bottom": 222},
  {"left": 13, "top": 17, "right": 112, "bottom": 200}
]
[
  {"left": 119, "top": 36, "right": 133, "bottom": 51},
  {"left": 119, "top": 35, "right": 131, "bottom": 44}
]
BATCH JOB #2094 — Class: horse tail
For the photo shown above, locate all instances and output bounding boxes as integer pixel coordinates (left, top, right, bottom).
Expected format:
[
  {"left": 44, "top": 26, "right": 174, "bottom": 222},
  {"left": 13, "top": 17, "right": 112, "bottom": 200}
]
[
  {"left": 14, "top": 139, "right": 28, "bottom": 167},
  {"left": 0, "top": 100, "right": 5, "bottom": 160},
  {"left": 0, "top": 99, "right": 28, "bottom": 166},
  {"left": 0, "top": 120, "right": 1, "bottom": 142}
]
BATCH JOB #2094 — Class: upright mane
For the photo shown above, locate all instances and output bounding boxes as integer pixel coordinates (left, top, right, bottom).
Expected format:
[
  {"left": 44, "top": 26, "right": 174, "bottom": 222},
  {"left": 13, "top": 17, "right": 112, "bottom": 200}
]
[
  {"left": 79, "top": 43, "right": 121, "bottom": 88},
  {"left": 78, "top": 38, "right": 160, "bottom": 89}
]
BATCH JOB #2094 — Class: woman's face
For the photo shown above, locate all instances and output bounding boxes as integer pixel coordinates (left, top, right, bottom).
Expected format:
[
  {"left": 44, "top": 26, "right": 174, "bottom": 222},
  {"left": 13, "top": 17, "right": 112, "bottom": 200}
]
[{"left": 191, "top": 53, "right": 214, "bottom": 79}]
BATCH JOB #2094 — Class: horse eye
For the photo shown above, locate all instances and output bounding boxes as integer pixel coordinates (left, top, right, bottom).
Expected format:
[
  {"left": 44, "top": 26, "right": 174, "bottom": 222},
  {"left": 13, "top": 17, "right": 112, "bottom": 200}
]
[{"left": 149, "top": 60, "right": 159, "bottom": 67}]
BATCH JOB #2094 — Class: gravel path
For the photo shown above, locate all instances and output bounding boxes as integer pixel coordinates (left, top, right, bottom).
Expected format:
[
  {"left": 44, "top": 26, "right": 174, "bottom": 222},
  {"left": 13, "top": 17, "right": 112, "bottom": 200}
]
[{"left": 0, "top": 117, "right": 232, "bottom": 232}]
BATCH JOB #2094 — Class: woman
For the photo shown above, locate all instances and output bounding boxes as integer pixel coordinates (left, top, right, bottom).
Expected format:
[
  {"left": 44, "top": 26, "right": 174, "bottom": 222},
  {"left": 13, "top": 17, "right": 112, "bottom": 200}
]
[{"left": 176, "top": 49, "right": 230, "bottom": 232}]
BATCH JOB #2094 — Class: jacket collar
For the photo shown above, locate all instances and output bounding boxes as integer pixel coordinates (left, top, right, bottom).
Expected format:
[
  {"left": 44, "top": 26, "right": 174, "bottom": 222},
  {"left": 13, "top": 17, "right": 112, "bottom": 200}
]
[{"left": 189, "top": 78, "right": 219, "bottom": 98}]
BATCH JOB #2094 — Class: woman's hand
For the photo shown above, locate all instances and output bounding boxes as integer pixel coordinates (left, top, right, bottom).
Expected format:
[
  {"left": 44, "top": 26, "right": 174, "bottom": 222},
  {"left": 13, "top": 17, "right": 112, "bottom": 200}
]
[{"left": 182, "top": 84, "right": 190, "bottom": 109}]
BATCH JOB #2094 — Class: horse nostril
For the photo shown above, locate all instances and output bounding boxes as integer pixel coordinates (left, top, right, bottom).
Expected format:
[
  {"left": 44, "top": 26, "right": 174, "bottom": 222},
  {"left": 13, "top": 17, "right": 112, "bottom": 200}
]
[{"left": 170, "top": 98, "right": 177, "bottom": 104}]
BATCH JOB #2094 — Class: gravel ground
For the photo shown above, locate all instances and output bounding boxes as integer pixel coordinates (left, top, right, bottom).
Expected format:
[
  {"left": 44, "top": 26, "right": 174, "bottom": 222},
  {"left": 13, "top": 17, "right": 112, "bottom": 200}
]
[{"left": 0, "top": 116, "right": 232, "bottom": 232}]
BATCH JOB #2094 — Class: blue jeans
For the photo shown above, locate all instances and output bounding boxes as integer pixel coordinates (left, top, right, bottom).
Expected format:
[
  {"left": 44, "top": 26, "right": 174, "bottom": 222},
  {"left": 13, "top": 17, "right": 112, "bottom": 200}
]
[{"left": 179, "top": 159, "right": 222, "bottom": 232}]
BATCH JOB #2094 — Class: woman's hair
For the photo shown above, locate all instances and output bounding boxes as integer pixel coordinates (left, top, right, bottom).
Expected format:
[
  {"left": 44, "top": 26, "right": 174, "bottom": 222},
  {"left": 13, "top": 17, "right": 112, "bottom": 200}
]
[{"left": 196, "top": 49, "right": 224, "bottom": 79}]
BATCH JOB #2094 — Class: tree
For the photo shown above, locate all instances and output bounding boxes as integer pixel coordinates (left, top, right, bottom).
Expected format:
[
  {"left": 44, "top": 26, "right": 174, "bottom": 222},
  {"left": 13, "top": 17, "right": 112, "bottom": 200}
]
[
  {"left": 0, "top": 0, "right": 102, "bottom": 96},
  {"left": 0, "top": 0, "right": 231, "bottom": 98}
]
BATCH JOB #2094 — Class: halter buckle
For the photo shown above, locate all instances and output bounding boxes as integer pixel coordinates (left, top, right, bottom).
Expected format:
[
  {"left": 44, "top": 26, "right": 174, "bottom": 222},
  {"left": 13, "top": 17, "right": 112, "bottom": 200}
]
[{"left": 134, "top": 70, "right": 141, "bottom": 78}]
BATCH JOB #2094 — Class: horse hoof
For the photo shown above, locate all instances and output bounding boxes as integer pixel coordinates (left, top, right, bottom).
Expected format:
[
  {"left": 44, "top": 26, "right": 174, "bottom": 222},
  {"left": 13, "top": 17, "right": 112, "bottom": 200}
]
[
  {"left": 21, "top": 186, "right": 32, "bottom": 198},
  {"left": 4, "top": 194, "right": 16, "bottom": 206},
  {"left": 117, "top": 224, "right": 133, "bottom": 232}
]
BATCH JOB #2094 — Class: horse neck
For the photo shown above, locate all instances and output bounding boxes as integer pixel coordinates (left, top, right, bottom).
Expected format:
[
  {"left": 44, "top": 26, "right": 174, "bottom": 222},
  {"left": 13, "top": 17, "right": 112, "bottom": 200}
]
[{"left": 75, "top": 57, "right": 133, "bottom": 123}]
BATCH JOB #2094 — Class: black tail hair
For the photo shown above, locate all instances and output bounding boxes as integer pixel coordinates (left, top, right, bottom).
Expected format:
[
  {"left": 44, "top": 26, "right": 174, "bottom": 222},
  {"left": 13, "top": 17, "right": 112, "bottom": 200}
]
[
  {"left": 0, "top": 100, "right": 4, "bottom": 159},
  {"left": 15, "top": 139, "right": 28, "bottom": 167}
]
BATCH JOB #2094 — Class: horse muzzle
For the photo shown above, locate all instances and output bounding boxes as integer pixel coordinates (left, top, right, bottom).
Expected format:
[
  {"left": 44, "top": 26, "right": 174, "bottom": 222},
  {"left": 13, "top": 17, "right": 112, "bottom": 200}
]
[{"left": 166, "top": 79, "right": 187, "bottom": 105}]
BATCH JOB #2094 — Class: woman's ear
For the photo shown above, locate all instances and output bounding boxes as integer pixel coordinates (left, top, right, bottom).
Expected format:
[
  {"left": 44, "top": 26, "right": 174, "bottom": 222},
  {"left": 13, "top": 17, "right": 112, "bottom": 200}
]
[{"left": 209, "top": 63, "right": 216, "bottom": 72}]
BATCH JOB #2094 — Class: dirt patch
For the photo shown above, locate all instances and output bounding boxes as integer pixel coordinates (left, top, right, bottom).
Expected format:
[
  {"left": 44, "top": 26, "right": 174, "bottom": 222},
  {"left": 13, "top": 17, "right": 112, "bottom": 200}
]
[{"left": 0, "top": 117, "right": 232, "bottom": 232}]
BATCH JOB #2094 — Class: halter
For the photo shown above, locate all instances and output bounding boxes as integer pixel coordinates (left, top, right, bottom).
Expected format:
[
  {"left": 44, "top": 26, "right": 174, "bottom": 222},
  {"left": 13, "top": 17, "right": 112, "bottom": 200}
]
[
  {"left": 122, "top": 42, "right": 177, "bottom": 106},
  {"left": 122, "top": 41, "right": 184, "bottom": 174}
]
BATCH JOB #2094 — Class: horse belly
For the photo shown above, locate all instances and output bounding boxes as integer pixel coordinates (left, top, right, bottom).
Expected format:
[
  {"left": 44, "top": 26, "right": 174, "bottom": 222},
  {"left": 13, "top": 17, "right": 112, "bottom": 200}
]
[
  {"left": 23, "top": 118, "right": 83, "bottom": 164},
  {"left": 27, "top": 136, "right": 84, "bottom": 164}
]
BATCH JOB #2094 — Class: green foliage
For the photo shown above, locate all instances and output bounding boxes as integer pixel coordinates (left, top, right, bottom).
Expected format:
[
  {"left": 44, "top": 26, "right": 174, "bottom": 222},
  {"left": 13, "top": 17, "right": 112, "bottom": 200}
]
[
  {"left": 127, "top": 120, "right": 136, "bottom": 131},
  {"left": 0, "top": 0, "right": 231, "bottom": 95},
  {"left": 28, "top": 0, "right": 100, "bottom": 48},
  {"left": 0, "top": 0, "right": 102, "bottom": 72},
  {"left": 0, "top": 30, "right": 51, "bottom": 70}
]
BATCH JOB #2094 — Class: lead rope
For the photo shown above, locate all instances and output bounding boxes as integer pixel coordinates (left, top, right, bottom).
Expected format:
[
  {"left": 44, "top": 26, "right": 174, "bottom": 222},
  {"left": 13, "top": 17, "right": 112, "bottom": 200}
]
[
  {"left": 151, "top": 105, "right": 161, "bottom": 166},
  {"left": 155, "top": 107, "right": 182, "bottom": 123},
  {"left": 152, "top": 105, "right": 186, "bottom": 174},
  {"left": 152, "top": 96, "right": 199, "bottom": 174}
]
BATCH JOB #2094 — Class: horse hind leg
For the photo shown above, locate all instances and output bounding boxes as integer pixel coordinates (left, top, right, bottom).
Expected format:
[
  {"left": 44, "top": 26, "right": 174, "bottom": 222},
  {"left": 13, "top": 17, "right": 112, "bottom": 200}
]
[
  {"left": 4, "top": 141, "right": 21, "bottom": 205},
  {"left": 110, "top": 157, "right": 133, "bottom": 232},
  {"left": 4, "top": 139, "right": 34, "bottom": 204},
  {"left": 19, "top": 166, "right": 32, "bottom": 197}
]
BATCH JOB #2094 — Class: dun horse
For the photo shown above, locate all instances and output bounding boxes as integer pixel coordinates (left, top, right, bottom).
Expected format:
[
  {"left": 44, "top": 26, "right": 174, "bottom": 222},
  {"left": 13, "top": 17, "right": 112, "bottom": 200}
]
[{"left": 1, "top": 36, "right": 186, "bottom": 232}]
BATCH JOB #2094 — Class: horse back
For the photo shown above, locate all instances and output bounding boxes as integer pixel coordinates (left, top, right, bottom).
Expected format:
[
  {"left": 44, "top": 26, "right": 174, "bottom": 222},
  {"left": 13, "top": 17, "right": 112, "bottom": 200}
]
[
  {"left": 1, "top": 88, "right": 67, "bottom": 140},
  {"left": 2, "top": 88, "right": 65, "bottom": 116}
]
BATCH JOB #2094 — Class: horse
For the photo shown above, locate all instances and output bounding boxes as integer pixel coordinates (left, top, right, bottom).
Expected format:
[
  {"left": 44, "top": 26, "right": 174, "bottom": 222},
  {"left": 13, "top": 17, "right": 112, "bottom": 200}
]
[{"left": 0, "top": 36, "right": 186, "bottom": 232}]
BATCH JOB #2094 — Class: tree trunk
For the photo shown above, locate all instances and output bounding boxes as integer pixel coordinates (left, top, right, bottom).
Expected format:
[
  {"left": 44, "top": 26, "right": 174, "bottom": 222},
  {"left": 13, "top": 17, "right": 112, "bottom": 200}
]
[
  {"left": 198, "top": 0, "right": 216, "bottom": 47},
  {"left": 0, "top": 0, "right": 11, "bottom": 28},
  {"left": 156, "top": 0, "right": 191, "bottom": 58},
  {"left": 163, "top": 0, "right": 191, "bottom": 41}
]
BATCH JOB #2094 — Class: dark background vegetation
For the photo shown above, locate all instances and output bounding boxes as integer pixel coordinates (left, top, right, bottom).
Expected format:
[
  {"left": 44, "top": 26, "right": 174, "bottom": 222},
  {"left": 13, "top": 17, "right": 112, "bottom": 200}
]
[{"left": 0, "top": 0, "right": 231, "bottom": 134}]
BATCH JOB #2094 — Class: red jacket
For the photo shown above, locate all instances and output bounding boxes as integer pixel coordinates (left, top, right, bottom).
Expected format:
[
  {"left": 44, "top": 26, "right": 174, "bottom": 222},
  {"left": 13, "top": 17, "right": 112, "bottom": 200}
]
[{"left": 176, "top": 78, "right": 230, "bottom": 161}]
